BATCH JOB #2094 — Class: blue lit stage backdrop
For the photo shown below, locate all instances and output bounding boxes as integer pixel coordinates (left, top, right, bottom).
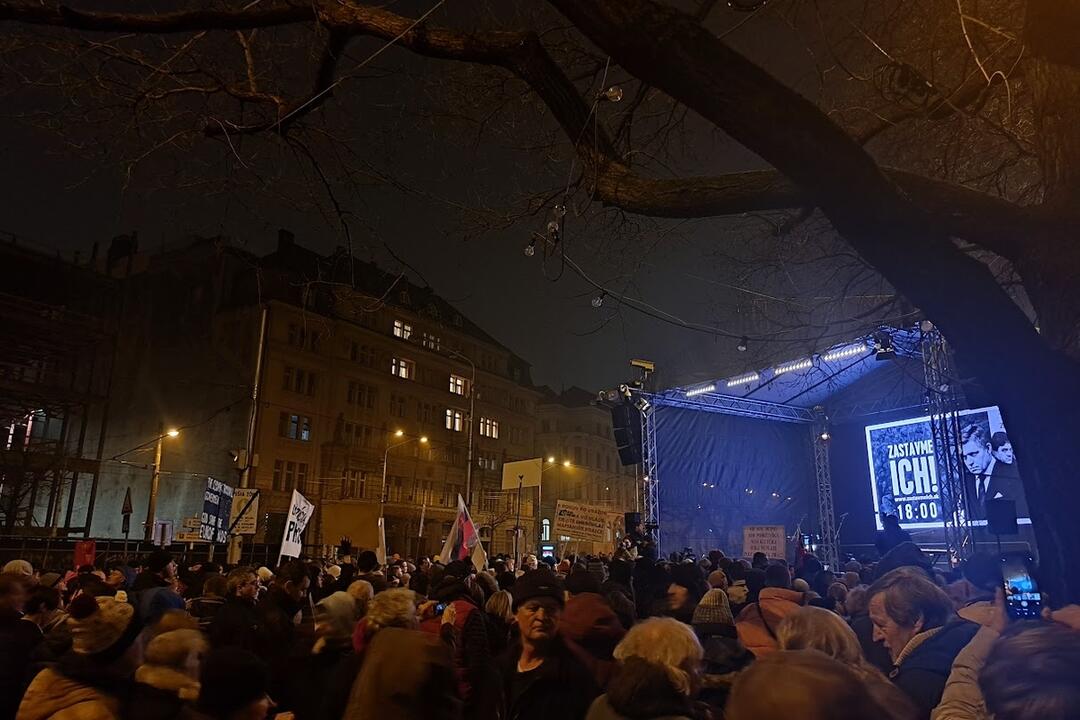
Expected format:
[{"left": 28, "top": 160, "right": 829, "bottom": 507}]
[
  {"left": 865, "top": 405, "right": 1029, "bottom": 530},
  {"left": 653, "top": 406, "right": 812, "bottom": 557}
]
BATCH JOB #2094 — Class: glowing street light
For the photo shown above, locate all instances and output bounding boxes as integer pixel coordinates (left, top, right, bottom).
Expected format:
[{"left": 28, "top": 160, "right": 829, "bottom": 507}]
[
  {"left": 547, "top": 456, "right": 556, "bottom": 463},
  {"left": 394, "top": 429, "right": 405, "bottom": 437},
  {"left": 562, "top": 460, "right": 571, "bottom": 467},
  {"left": 419, "top": 436, "right": 429, "bottom": 444},
  {"left": 165, "top": 428, "right": 180, "bottom": 438}
]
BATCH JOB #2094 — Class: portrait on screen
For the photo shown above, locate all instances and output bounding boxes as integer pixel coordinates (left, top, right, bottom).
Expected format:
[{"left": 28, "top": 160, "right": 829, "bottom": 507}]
[{"left": 865, "top": 405, "right": 1029, "bottom": 530}]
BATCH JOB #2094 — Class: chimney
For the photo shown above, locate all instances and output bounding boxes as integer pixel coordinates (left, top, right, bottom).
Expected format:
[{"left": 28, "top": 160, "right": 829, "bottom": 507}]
[{"left": 278, "top": 228, "right": 295, "bottom": 252}]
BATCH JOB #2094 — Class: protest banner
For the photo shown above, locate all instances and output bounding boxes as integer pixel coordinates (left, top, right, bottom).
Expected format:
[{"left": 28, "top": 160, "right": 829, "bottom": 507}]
[
  {"left": 742, "top": 525, "right": 787, "bottom": 559},
  {"left": 200, "top": 477, "right": 234, "bottom": 544},
  {"left": 279, "top": 489, "right": 315, "bottom": 561},
  {"left": 552, "top": 500, "right": 609, "bottom": 543},
  {"left": 229, "top": 488, "right": 260, "bottom": 535}
]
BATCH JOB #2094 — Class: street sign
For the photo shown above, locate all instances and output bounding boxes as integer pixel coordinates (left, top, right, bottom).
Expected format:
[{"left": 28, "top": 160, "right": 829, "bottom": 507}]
[
  {"left": 122, "top": 515, "right": 130, "bottom": 534},
  {"left": 121, "top": 487, "right": 133, "bottom": 516}
]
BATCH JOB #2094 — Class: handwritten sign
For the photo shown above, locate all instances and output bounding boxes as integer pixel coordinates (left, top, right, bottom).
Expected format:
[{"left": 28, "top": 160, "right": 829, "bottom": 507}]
[
  {"left": 200, "top": 477, "right": 234, "bottom": 544},
  {"left": 742, "top": 525, "right": 787, "bottom": 560},
  {"left": 280, "top": 489, "right": 315, "bottom": 559},
  {"left": 552, "top": 500, "right": 610, "bottom": 543},
  {"left": 230, "top": 488, "right": 260, "bottom": 536}
]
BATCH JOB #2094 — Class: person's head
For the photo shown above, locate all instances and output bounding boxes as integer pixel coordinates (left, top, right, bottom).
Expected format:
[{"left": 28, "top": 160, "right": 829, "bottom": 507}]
[
  {"left": 315, "top": 591, "right": 358, "bottom": 642},
  {"left": 707, "top": 569, "right": 728, "bottom": 590},
  {"left": 752, "top": 552, "right": 768, "bottom": 569},
  {"left": 961, "top": 424, "right": 993, "bottom": 475},
  {"left": 346, "top": 579, "right": 374, "bottom": 617},
  {"left": 828, "top": 582, "right": 849, "bottom": 604},
  {"left": 868, "top": 568, "right": 955, "bottom": 661},
  {"left": 668, "top": 563, "right": 708, "bottom": 609},
  {"left": 485, "top": 589, "right": 514, "bottom": 622},
  {"left": 614, "top": 618, "right": 704, "bottom": 697},
  {"left": 255, "top": 566, "right": 274, "bottom": 585},
  {"left": 146, "top": 550, "right": 177, "bottom": 580},
  {"left": 356, "top": 550, "right": 380, "bottom": 573},
  {"left": 765, "top": 564, "right": 791, "bottom": 589},
  {"left": 275, "top": 560, "right": 311, "bottom": 603},
  {"left": 24, "top": 585, "right": 62, "bottom": 620},
  {"left": 106, "top": 567, "right": 129, "bottom": 589},
  {"left": 777, "top": 606, "right": 865, "bottom": 666},
  {"left": 961, "top": 553, "right": 1002, "bottom": 594},
  {"left": 418, "top": 557, "right": 432, "bottom": 573},
  {"left": 845, "top": 585, "right": 870, "bottom": 616},
  {"left": 979, "top": 623, "right": 1080, "bottom": 720},
  {"left": 142, "top": 628, "right": 208, "bottom": 680},
  {"left": 0, "top": 572, "right": 29, "bottom": 614},
  {"left": 990, "top": 432, "right": 1014, "bottom": 465},
  {"left": 842, "top": 571, "right": 861, "bottom": 589},
  {"left": 66, "top": 594, "right": 142, "bottom": 666},
  {"left": 226, "top": 568, "right": 260, "bottom": 602},
  {"left": 3, "top": 559, "right": 34, "bottom": 580},
  {"left": 523, "top": 554, "right": 538, "bottom": 571},
  {"left": 745, "top": 568, "right": 767, "bottom": 602},
  {"left": 512, "top": 570, "right": 564, "bottom": 647},
  {"left": 883, "top": 514, "right": 901, "bottom": 529},
  {"left": 200, "top": 574, "right": 227, "bottom": 599},
  {"left": 198, "top": 647, "right": 273, "bottom": 720},
  {"left": 565, "top": 568, "right": 602, "bottom": 596},
  {"left": 727, "top": 650, "right": 895, "bottom": 720},
  {"left": 366, "top": 588, "right": 418, "bottom": 631}
]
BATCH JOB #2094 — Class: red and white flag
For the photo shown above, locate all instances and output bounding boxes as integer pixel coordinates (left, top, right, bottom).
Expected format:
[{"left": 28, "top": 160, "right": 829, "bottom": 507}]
[{"left": 439, "top": 495, "right": 487, "bottom": 572}]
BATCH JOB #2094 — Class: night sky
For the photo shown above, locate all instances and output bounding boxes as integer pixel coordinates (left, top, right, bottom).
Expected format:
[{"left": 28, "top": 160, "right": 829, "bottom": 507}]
[{"left": 0, "top": 2, "right": 846, "bottom": 394}]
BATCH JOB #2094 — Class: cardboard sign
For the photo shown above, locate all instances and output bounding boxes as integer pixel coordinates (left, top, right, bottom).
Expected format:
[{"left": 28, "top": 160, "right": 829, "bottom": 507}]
[
  {"left": 742, "top": 525, "right": 787, "bottom": 560},
  {"left": 73, "top": 540, "right": 96, "bottom": 569},
  {"left": 552, "top": 500, "right": 609, "bottom": 543},
  {"left": 280, "top": 490, "right": 315, "bottom": 560},
  {"left": 502, "top": 458, "right": 543, "bottom": 490},
  {"left": 230, "top": 488, "right": 260, "bottom": 536},
  {"left": 200, "top": 477, "right": 234, "bottom": 544}
]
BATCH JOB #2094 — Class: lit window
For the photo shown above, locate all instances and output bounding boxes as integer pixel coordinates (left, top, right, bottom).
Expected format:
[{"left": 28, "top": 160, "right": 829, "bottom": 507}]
[
  {"left": 391, "top": 357, "right": 415, "bottom": 380},
  {"left": 449, "top": 374, "right": 468, "bottom": 396},
  {"left": 393, "top": 319, "right": 412, "bottom": 340},
  {"left": 479, "top": 417, "right": 499, "bottom": 439},
  {"left": 279, "top": 413, "right": 312, "bottom": 442},
  {"left": 422, "top": 332, "right": 441, "bottom": 350},
  {"left": 445, "top": 409, "right": 464, "bottom": 432}
]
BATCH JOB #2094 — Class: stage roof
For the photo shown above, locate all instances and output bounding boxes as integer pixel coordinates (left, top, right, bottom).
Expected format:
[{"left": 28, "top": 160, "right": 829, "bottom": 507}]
[{"left": 650, "top": 327, "right": 928, "bottom": 423}]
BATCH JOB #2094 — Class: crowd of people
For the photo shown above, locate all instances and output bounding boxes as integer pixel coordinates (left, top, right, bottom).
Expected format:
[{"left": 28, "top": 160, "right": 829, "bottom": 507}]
[{"left": 2, "top": 537, "right": 1079, "bottom": 720}]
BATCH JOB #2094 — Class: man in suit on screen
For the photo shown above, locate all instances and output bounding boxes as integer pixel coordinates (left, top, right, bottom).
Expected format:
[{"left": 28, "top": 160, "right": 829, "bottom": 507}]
[{"left": 961, "top": 424, "right": 1028, "bottom": 520}]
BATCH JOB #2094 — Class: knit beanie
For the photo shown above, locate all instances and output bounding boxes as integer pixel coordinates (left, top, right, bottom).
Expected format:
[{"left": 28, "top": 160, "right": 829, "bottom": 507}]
[
  {"left": 198, "top": 647, "right": 270, "bottom": 717},
  {"left": 3, "top": 559, "right": 33, "bottom": 578},
  {"left": 707, "top": 569, "right": 729, "bottom": 590},
  {"left": 145, "top": 550, "right": 174, "bottom": 574},
  {"left": 692, "top": 588, "right": 734, "bottom": 626},
  {"left": 67, "top": 594, "right": 138, "bottom": 656}
]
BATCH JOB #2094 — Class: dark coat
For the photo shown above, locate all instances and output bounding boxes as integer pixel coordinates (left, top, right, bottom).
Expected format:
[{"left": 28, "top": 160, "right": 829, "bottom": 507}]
[
  {"left": 498, "top": 635, "right": 600, "bottom": 720},
  {"left": 293, "top": 640, "right": 358, "bottom": 720},
  {"left": 255, "top": 588, "right": 311, "bottom": 711},
  {"left": 127, "top": 668, "right": 199, "bottom": 720},
  {"left": 207, "top": 596, "right": 260, "bottom": 652},
  {"left": 585, "top": 656, "right": 704, "bottom": 720},
  {"left": 889, "top": 620, "right": 980, "bottom": 720},
  {"left": 1, "top": 610, "right": 44, "bottom": 720}
]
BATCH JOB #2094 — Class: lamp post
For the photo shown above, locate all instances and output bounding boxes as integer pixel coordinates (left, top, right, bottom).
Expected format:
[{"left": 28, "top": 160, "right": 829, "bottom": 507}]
[
  {"left": 380, "top": 431, "right": 428, "bottom": 518},
  {"left": 446, "top": 348, "right": 477, "bottom": 509},
  {"left": 144, "top": 425, "right": 180, "bottom": 541}
]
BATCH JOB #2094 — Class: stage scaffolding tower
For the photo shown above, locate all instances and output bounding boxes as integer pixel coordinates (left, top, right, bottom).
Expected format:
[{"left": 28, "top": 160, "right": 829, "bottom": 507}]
[
  {"left": 640, "top": 404, "right": 660, "bottom": 554},
  {"left": 812, "top": 407, "right": 840, "bottom": 570},
  {"left": 922, "top": 328, "right": 973, "bottom": 564}
]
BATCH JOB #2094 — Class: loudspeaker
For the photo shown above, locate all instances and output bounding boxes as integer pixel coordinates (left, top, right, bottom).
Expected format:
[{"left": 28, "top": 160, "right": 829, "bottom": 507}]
[
  {"left": 611, "top": 403, "right": 643, "bottom": 465},
  {"left": 986, "top": 498, "right": 1019, "bottom": 536},
  {"left": 624, "top": 512, "right": 642, "bottom": 531}
]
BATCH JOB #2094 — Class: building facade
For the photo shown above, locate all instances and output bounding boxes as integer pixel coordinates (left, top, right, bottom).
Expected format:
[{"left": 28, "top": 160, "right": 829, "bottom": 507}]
[{"left": 535, "top": 387, "right": 640, "bottom": 555}]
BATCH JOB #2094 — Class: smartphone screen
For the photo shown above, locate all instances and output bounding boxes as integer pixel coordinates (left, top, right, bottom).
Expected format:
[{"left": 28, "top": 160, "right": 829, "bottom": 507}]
[{"left": 1001, "top": 553, "right": 1042, "bottom": 619}]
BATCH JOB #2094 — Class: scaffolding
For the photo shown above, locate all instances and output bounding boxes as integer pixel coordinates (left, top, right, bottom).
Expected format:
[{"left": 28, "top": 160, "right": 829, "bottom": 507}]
[
  {"left": 812, "top": 407, "right": 840, "bottom": 570},
  {"left": 640, "top": 404, "right": 661, "bottom": 552}
]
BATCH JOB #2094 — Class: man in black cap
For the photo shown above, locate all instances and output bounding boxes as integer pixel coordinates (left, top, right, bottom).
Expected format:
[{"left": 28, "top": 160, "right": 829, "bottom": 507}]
[{"left": 499, "top": 569, "right": 598, "bottom": 720}]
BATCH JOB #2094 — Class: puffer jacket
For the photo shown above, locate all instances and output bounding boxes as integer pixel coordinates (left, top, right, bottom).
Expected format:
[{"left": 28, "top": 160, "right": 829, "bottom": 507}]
[
  {"left": 16, "top": 668, "right": 120, "bottom": 720},
  {"left": 734, "top": 587, "right": 806, "bottom": 657}
]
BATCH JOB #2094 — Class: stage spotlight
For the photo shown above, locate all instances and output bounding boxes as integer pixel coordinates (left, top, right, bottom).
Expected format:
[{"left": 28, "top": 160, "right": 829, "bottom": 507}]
[
  {"left": 634, "top": 397, "right": 651, "bottom": 412},
  {"left": 737, "top": 336, "right": 748, "bottom": 352},
  {"left": 920, "top": 319, "right": 935, "bottom": 333},
  {"left": 819, "top": 430, "right": 831, "bottom": 442},
  {"left": 873, "top": 332, "right": 896, "bottom": 361}
]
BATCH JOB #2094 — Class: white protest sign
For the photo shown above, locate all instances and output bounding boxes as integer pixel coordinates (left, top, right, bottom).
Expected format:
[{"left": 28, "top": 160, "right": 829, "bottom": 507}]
[
  {"left": 552, "top": 500, "right": 610, "bottom": 543},
  {"left": 279, "top": 490, "right": 315, "bottom": 560},
  {"left": 230, "top": 488, "right": 260, "bottom": 536},
  {"left": 742, "top": 525, "right": 787, "bottom": 560}
]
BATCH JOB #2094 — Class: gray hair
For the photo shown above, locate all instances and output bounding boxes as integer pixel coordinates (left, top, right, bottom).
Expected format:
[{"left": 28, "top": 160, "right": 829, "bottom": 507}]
[
  {"left": 614, "top": 617, "right": 703, "bottom": 696},
  {"left": 777, "top": 606, "right": 865, "bottom": 667},
  {"left": 347, "top": 579, "right": 375, "bottom": 617},
  {"left": 366, "top": 588, "right": 417, "bottom": 632},
  {"left": 868, "top": 568, "right": 954, "bottom": 630}
]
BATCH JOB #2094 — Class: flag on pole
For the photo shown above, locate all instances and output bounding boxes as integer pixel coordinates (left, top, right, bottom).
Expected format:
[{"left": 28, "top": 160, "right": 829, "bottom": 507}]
[
  {"left": 439, "top": 494, "right": 486, "bottom": 572},
  {"left": 376, "top": 516, "right": 388, "bottom": 567},
  {"left": 418, "top": 502, "right": 427, "bottom": 538}
]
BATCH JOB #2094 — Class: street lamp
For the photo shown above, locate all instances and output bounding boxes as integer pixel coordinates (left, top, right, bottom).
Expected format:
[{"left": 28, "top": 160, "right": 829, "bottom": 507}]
[
  {"left": 380, "top": 433, "right": 428, "bottom": 517},
  {"left": 144, "top": 425, "right": 180, "bottom": 541}
]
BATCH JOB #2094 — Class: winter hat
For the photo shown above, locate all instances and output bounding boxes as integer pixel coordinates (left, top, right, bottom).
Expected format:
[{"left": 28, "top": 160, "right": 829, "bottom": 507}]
[
  {"left": 144, "top": 628, "right": 208, "bottom": 668},
  {"left": 511, "top": 569, "right": 565, "bottom": 611},
  {"left": 316, "top": 591, "right": 359, "bottom": 639},
  {"left": 792, "top": 578, "right": 811, "bottom": 593},
  {"left": 707, "top": 569, "right": 729, "bottom": 590},
  {"left": 564, "top": 569, "right": 602, "bottom": 596},
  {"left": 326, "top": 564, "right": 342, "bottom": 579},
  {"left": 3, "top": 559, "right": 33, "bottom": 578},
  {"left": 198, "top": 647, "right": 270, "bottom": 717},
  {"left": 256, "top": 566, "right": 274, "bottom": 583},
  {"left": 692, "top": 588, "right": 734, "bottom": 626},
  {"left": 145, "top": 550, "right": 174, "bottom": 574},
  {"left": 67, "top": 594, "right": 139, "bottom": 656},
  {"left": 39, "top": 572, "right": 62, "bottom": 589}
]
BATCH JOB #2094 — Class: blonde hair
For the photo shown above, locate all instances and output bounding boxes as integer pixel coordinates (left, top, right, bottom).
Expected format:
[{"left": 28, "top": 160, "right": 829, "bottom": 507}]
[
  {"left": 485, "top": 590, "right": 513, "bottom": 622},
  {"left": 347, "top": 579, "right": 374, "bottom": 617},
  {"left": 614, "top": 617, "right": 703, "bottom": 696},
  {"left": 366, "top": 588, "right": 417, "bottom": 631},
  {"left": 777, "top": 606, "right": 865, "bottom": 667}
]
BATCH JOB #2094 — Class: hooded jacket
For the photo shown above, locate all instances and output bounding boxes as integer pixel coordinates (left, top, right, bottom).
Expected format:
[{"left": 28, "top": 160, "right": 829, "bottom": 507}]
[{"left": 734, "top": 587, "right": 806, "bottom": 657}]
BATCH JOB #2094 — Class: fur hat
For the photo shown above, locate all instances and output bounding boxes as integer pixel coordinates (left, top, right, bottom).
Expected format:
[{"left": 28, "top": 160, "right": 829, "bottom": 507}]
[
  {"left": 39, "top": 572, "right": 62, "bottom": 589},
  {"left": 67, "top": 594, "right": 138, "bottom": 656},
  {"left": 144, "top": 628, "right": 208, "bottom": 668},
  {"left": 511, "top": 569, "right": 565, "bottom": 611},
  {"left": 3, "top": 559, "right": 33, "bottom": 578}
]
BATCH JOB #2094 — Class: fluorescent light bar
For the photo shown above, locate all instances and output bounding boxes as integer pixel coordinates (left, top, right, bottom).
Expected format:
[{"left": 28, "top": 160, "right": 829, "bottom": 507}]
[
  {"left": 774, "top": 358, "right": 813, "bottom": 375},
  {"left": 685, "top": 384, "right": 716, "bottom": 397},
  {"left": 726, "top": 372, "right": 760, "bottom": 387},
  {"left": 821, "top": 343, "right": 868, "bottom": 362}
]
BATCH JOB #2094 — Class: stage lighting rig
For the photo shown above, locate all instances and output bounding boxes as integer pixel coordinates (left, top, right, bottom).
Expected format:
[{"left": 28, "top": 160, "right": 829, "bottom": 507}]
[{"left": 873, "top": 332, "right": 897, "bottom": 361}]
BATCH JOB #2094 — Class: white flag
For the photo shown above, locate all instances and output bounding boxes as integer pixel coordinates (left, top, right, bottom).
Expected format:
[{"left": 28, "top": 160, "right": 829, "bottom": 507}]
[{"left": 278, "top": 490, "right": 314, "bottom": 562}]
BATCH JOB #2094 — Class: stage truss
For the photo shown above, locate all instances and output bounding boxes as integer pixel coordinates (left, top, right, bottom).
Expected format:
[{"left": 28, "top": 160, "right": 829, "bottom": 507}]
[{"left": 635, "top": 325, "right": 946, "bottom": 563}]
